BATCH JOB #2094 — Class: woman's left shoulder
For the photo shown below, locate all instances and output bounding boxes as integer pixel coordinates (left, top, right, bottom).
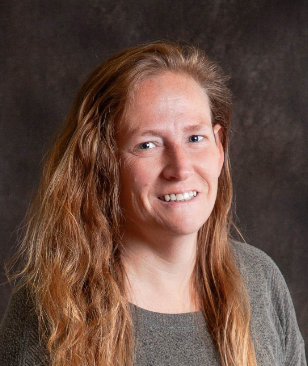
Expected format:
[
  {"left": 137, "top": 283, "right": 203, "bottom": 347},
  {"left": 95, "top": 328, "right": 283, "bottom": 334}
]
[
  {"left": 230, "top": 240, "right": 283, "bottom": 285},
  {"left": 230, "top": 240, "right": 307, "bottom": 366},
  {"left": 229, "top": 239, "right": 297, "bottom": 308}
]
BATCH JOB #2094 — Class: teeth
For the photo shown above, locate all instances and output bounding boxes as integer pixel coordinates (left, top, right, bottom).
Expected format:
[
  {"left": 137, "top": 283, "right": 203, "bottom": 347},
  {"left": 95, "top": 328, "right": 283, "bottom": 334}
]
[
  {"left": 161, "top": 191, "right": 197, "bottom": 202},
  {"left": 176, "top": 193, "right": 184, "bottom": 201},
  {"left": 165, "top": 194, "right": 171, "bottom": 201}
]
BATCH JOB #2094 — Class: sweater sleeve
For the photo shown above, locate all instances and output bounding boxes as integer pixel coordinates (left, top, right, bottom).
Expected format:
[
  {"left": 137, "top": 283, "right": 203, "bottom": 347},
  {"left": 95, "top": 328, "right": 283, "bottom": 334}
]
[
  {"left": 269, "top": 263, "right": 307, "bottom": 366},
  {"left": 0, "top": 286, "right": 48, "bottom": 366}
]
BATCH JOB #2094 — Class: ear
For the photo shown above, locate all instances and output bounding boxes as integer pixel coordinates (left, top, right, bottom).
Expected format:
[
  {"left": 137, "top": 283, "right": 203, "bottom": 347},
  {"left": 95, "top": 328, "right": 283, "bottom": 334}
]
[{"left": 213, "top": 124, "right": 225, "bottom": 172}]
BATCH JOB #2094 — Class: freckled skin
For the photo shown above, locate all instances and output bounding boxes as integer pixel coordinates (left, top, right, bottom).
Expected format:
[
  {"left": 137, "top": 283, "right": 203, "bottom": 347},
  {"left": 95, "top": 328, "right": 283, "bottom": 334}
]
[{"left": 117, "top": 72, "right": 224, "bottom": 244}]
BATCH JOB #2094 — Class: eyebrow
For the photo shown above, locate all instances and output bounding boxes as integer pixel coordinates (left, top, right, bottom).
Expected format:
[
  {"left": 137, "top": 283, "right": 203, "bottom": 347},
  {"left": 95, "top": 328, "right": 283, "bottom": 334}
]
[{"left": 127, "top": 123, "right": 212, "bottom": 138}]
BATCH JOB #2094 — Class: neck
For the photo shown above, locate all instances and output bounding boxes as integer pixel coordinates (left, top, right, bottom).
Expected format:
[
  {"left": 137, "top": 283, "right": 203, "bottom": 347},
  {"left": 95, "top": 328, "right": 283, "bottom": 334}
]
[{"left": 120, "top": 229, "right": 199, "bottom": 313}]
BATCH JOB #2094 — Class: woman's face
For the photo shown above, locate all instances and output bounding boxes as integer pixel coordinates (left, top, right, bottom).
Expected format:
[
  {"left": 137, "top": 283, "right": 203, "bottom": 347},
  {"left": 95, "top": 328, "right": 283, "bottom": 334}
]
[{"left": 116, "top": 72, "right": 224, "bottom": 239}]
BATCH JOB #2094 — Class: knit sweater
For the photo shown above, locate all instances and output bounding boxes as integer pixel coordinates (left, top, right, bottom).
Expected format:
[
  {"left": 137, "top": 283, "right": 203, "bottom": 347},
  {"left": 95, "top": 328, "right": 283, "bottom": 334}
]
[{"left": 0, "top": 241, "right": 306, "bottom": 366}]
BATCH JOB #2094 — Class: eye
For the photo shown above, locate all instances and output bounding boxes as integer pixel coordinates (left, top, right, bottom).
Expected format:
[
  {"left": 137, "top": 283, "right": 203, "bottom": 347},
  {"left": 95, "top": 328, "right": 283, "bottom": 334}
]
[
  {"left": 138, "top": 141, "right": 156, "bottom": 149},
  {"left": 188, "top": 135, "right": 204, "bottom": 142}
]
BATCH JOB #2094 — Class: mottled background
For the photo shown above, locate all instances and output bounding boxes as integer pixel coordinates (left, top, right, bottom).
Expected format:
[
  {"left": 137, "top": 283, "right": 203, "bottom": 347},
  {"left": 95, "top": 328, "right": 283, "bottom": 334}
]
[{"left": 1, "top": 0, "right": 307, "bottom": 349}]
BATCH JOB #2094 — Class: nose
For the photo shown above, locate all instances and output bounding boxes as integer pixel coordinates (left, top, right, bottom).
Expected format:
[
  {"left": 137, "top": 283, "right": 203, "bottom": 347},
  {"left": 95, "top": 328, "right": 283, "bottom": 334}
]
[{"left": 162, "top": 144, "right": 193, "bottom": 181}]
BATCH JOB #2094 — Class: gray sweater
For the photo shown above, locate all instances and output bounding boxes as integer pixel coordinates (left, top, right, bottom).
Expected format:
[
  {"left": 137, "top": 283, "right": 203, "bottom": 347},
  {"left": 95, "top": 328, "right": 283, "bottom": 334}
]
[{"left": 0, "top": 241, "right": 306, "bottom": 365}]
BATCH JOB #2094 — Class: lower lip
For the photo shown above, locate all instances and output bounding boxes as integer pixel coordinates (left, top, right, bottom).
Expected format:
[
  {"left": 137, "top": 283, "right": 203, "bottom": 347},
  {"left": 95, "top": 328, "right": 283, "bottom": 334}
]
[{"left": 157, "top": 193, "right": 199, "bottom": 205}]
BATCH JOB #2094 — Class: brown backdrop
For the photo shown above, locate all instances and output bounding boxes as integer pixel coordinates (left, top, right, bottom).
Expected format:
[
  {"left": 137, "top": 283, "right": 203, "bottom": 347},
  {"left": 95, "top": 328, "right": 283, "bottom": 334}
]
[{"left": 1, "top": 0, "right": 307, "bottom": 349}]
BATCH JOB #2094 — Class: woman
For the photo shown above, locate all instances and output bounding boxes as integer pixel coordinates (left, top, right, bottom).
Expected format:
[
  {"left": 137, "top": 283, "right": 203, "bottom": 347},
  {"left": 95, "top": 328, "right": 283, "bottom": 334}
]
[{"left": 0, "top": 41, "right": 306, "bottom": 366}]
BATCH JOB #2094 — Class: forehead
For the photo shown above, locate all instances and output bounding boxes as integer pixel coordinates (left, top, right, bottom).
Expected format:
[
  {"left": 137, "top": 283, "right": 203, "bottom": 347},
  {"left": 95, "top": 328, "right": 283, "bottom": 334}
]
[{"left": 118, "top": 72, "right": 212, "bottom": 138}]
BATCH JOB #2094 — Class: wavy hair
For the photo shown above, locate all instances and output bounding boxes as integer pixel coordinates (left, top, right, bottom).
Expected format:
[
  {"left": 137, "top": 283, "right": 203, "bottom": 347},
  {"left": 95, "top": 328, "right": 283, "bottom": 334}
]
[{"left": 9, "top": 41, "right": 257, "bottom": 366}]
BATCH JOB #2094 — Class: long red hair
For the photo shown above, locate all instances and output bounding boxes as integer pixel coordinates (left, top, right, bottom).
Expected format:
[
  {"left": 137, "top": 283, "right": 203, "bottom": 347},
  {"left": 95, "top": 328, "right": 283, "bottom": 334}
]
[{"left": 10, "top": 41, "right": 256, "bottom": 366}]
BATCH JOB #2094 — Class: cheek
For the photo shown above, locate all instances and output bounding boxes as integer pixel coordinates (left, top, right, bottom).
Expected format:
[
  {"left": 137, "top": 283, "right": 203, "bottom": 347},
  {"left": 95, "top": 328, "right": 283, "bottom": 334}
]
[
  {"left": 210, "top": 148, "right": 224, "bottom": 177},
  {"left": 120, "top": 157, "right": 154, "bottom": 197},
  {"left": 213, "top": 163, "right": 223, "bottom": 178},
  {"left": 198, "top": 150, "right": 222, "bottom": 179}
]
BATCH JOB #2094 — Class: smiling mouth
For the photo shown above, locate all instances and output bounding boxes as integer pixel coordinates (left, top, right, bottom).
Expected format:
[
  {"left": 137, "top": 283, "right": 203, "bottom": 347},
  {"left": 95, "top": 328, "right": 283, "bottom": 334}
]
[{"left": 158, "top": 191, "right": 198, "bottom": 202}]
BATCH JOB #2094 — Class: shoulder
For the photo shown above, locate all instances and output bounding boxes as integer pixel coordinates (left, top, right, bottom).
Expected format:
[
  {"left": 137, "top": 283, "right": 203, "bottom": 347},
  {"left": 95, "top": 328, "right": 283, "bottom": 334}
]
[
  {"left": 230, "top": 239, "right": 286, "bottom": 290},
  {"left": 230, "top": 239, "right": 277, "bottom": 274},
  {"left": 230, "top": 240, "right": 306, "bottom": 365},
  {"left": 229, "top": 240, "right": 291, "bottom": 310},
  {"left": 0, "top": 285, "right": 48, "bottom": 366},
  {"left": 229, "top": 240, "right": 301, "bottom": 310}
]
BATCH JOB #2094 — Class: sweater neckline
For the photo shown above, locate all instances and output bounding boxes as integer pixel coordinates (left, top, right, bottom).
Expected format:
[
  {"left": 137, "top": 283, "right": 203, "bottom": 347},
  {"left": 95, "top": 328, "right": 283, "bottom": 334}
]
[{"left": 129, "top": 303, "right": 205, "bottom": 329}]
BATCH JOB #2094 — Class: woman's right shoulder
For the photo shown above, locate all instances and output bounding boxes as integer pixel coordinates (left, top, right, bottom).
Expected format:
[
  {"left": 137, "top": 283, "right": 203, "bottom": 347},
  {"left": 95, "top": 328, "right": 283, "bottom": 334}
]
[{"left": 0, "top": 285, "right": 48, "bottom": 366}]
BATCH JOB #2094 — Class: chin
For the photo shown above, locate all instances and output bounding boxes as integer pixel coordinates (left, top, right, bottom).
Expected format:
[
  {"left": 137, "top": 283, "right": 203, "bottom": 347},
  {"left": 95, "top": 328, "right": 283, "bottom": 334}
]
[{"left": 161, "top": 219, "right": 207, "bottom": 236}]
